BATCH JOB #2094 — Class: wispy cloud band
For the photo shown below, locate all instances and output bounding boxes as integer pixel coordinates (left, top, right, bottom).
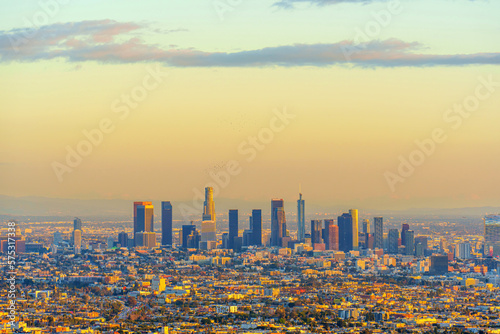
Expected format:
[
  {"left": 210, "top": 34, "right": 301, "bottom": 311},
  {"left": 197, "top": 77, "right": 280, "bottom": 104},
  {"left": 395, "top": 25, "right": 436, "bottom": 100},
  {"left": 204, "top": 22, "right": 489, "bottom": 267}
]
[
  {"left": 273, "top": 0, "right": 384, "bottom": 9},
  {"left": 0, "top": 20, "right": 499, "bottom": 68},
  {"left": 272, "top": 0, "right": 479, "bottom": 9}
]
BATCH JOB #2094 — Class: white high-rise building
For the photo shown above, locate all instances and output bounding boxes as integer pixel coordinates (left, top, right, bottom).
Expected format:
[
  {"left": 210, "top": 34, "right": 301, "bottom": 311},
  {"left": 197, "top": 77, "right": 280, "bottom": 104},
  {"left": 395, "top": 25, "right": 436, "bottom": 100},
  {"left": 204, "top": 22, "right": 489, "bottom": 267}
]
[
  {"left": 107, "top": 236, "right": 114, "bottom": 249},
  {"left": 455, "top": 242, "right": 472, "bottom": 259}
]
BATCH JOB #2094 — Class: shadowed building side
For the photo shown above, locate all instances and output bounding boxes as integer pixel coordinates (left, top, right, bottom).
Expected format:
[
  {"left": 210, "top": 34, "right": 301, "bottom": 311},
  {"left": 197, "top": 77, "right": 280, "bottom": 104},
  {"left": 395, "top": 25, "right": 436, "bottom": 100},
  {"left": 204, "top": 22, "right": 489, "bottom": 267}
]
[{"left": 161, "top": 201, "right": 173, "bottom": 246}]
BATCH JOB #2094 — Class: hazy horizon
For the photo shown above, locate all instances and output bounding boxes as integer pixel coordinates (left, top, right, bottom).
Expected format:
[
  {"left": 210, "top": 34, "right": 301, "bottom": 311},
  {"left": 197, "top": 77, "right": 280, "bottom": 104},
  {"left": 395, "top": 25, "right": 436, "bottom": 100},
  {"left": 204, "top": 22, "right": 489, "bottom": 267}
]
[{"left": 1, "top": 194, "right": 498, "bottom": 222}]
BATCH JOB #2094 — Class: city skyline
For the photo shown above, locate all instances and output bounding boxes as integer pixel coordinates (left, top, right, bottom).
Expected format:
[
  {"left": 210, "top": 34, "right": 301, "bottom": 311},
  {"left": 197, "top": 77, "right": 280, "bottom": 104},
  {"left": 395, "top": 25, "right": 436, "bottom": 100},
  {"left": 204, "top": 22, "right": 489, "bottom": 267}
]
[
  {"left": 131, "top": 192, "right": 371, "bottom": 252},
  {"left": 2, "top": 1, "right": 500, "bottom": 332},
  {"left": 118, "top": 194, "right": 487, "bottom": 258}
]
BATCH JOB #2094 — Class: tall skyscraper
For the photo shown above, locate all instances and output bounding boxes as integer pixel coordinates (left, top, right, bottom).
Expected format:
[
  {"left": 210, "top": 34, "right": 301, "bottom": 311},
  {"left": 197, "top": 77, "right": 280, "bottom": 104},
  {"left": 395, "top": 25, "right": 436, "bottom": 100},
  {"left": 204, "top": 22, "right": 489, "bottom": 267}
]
[
  {"left": 202, "top": 187, "right": 216, "bottom": 222},
  {"left": 222, "top": 233, "right": 229, "bottom": 249},
  {"left": 374, "top": 217, "right": 383, "bottom": 250},
  {"left": 281, "top": 210, "right": 288, "bottom": 242},
  {"left": 323, "top": 219, "right": 338, "bottom": 250},
  {"left": 135, "top": 231, "right": 156, "bottom": 249},
  {"left": 366, "top": 234, "right": 374, "bottom": 249},
  {"left": 233, "top": 236, "right": 243, "bottom": 252},
  {"left": 455, "top": 243, "right": 472, "bottom": 259},
  {"left": 271, "top": 199, "right": 285, "bottom": 247},
  {"left": 338, "top": 212, "right": 353, "bottom": 252},
  {"left": 401, "top": 223, "right": 410, "bottom": 246},
  {"left": 182, "top": 224, "right": 197, "bottom": 249},
  {"left": 251, "top": 209, "right": 262, "bottom": 246},
  {"left": 186, "top": 229, "right": 201, "bottom": 249},
  {"left": 53, "top": 231, "right": 62, "bottom": 245},
  {"left": 242, "top": 229, "right": 253, "bottom": 247},
  {"left": 415, "top": 242, "right": 424, "bottom": 257},
  {"left": 118, "top": 232, "right": 128, "bottom": 248},
  {"left": 484, "top": 214, "right": 500, "bottom": 257},
  {"left": 228, "top": 209, "right": 238, "bottom": 250},
  {"left": 311, "top": 220, "right": 322, "bottom": 245},
  {"left": 362, "top": 219, "right": 370, "bottom": 234},
  {"left": 134, "top": 201, "right": 153, "bottom": 238},
  {"left": 415, "top": 236, "right": 428, "bottom": 254},
  {"left": 297, "top": 193, "right": 305, "bottom": 242},
  {"left": 201, "top": 221, "right": 216, "bottom": 241},
  {"left": 73, "top": 229, "right": 82, "bottom": 254},
  {"left": 74, "top": 217, "right": 82, "bottom": 231},
  {"left": 349, "top": 209, "right": 359, "bottom": 250},
  {"left": 134, "top": 202, "right": 156, "bottom": 248},
  {"left": 404, "top": 230, "right": 415, "bottom": 255},
  {"left": 248, "top": 215, "right": 254, "bottom": 245},
  {"left": 161, "top": 201, "right": 173, "bottom": 246},
  {"left": 136, "top": 204, "right": 154, "bottom": 233},
  {"left": 107, "top": 236, "right": 115, "bottom": 249},
  {"left": 388, "top": 229, "right": 399, "bottom": 254},
  {"left": 440, "top": 238, "right": 448, "bottom": 254},
  {"left": 201, "top": 220, "right": 216, "bottom": 250},
  {"left": 72, "top": 217, "right": 82, "bottom": 246}
]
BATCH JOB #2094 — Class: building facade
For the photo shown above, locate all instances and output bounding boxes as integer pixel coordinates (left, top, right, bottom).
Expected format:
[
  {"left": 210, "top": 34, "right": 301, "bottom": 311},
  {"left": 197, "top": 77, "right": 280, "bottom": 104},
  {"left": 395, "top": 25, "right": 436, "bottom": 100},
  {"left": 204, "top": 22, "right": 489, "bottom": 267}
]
[
  {"left": 228, "top": 209, "right": 238, "bottom": 250},
  {"left": 161, "top": 201, "right": 173, "bottom": 246},
  {"left": 271, "top": 199, "right": 285, "bottom": 247},
  {"left": 297, "top": 193, "right": 305, "bottom": 242},
  {"left": 374, "top": 217, "right": 383, "bottom": 250}
]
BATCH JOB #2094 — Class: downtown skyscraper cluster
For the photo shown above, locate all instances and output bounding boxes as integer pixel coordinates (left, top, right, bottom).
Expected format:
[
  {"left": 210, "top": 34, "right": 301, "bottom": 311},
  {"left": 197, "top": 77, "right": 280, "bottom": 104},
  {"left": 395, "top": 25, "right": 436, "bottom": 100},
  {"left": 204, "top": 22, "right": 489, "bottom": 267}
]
[{"left": 123, "top": 189, "right": 382, "bottom": 253}]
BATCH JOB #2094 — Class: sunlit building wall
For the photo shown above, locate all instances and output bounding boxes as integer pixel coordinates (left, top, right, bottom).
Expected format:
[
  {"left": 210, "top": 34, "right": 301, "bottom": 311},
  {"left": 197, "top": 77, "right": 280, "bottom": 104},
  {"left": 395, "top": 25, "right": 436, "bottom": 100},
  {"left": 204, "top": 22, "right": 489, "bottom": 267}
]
[{"left": 349, "top": 209, "right": 359, "bottom": 250}]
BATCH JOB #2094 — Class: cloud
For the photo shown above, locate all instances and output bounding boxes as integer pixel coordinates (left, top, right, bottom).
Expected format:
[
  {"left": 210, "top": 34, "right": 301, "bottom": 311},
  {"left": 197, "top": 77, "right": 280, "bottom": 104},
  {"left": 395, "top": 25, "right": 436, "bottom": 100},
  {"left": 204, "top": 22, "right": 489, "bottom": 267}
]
[
  {"left": 0, "top": 20, "right": 183, "bottom": 62},
  {"left": 272, "top": 0, "right": 480, "bottom": 8},
  {"left": 0, "top": 20, "right": 141, "bottom": 61},
  {"left": 0, "top": 20, "right": 499, "bottom": 68},
  {"left": 273, "top": 0, "right": 384, "bottom": 8}
]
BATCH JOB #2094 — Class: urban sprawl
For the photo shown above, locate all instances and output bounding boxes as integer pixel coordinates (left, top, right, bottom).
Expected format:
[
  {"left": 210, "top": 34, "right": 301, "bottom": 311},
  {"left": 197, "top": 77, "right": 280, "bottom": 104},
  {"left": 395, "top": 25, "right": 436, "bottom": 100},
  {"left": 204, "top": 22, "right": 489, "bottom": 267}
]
[{"left": 1, "top": 188, "right": 500, "bottom": 334}]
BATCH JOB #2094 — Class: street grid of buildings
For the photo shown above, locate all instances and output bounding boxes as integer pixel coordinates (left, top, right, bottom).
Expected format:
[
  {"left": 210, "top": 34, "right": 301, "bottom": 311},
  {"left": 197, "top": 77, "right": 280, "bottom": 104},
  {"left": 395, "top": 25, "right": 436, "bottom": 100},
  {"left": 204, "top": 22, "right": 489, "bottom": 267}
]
[{"left": 1, "top": 188, "right": 500, "bottom": 333}]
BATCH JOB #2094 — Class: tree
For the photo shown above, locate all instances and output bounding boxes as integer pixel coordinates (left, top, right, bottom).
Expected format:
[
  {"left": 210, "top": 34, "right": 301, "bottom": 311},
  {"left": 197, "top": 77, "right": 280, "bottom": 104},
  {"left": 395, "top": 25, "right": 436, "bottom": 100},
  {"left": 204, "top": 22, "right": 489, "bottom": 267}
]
[{"left": 127, "top": 296, "right": 137, "bottom": 307}]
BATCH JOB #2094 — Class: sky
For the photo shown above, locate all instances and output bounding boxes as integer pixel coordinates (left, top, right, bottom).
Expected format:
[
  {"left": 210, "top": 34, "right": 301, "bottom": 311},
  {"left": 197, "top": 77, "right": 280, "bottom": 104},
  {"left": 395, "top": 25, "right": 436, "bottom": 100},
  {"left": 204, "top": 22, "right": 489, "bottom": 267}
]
[{"left": 1, "top": 0, "right": 500, "bottom": 211}]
